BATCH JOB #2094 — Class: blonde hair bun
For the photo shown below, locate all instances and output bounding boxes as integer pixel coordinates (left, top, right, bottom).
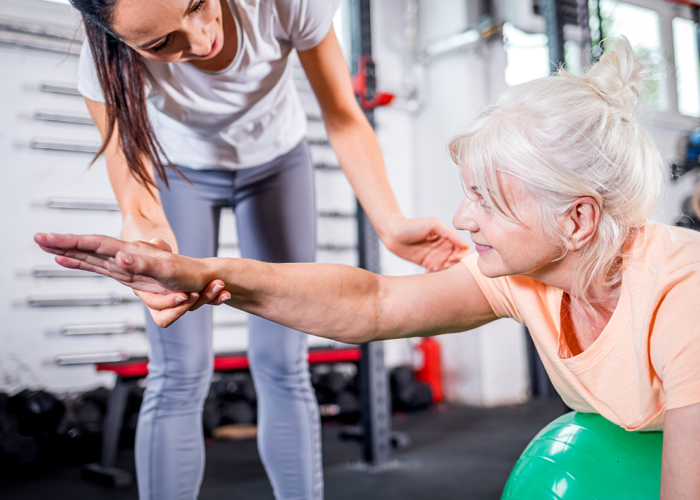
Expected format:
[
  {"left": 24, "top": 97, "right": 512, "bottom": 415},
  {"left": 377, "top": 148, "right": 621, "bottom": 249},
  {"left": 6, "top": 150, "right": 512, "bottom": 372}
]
[{"left": 580, "top": 38, "right": 647, "bottom": 115}]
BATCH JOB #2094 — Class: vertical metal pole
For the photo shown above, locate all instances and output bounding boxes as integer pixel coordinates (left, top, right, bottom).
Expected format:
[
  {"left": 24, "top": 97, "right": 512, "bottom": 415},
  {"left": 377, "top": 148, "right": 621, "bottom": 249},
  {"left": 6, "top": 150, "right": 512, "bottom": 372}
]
[
  {"left": 350, "top": 0, "right": 393, "bottom": 467},
  {"left": 528, "top": 0, "right": 566, "bottom": 403},
  {"left": 541, "top": 0, "right": 565, "bottom": 73},
  {"left": 693, "top": 6, "right": 700, "bottom": 115}
]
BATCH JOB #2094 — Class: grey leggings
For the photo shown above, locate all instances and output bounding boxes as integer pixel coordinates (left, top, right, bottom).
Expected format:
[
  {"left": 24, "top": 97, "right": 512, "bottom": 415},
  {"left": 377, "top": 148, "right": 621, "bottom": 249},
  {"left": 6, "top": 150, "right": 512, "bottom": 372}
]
[{"left": 135, "top": 141, "right": 322, "bottom": 500}]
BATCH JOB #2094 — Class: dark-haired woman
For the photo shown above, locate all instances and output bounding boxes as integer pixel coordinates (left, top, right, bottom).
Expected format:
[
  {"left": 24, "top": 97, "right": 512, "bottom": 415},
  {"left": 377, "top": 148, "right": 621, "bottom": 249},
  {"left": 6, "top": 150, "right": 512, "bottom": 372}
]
[{"left": 71, "top": 0, "right": 469, "bottom": 498}]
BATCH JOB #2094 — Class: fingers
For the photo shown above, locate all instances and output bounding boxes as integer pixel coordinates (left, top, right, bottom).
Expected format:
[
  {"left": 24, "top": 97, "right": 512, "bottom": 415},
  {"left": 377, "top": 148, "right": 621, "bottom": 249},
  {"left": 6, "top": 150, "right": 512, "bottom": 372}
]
[
  {"left": 137, "top": 290, "right": 192, "bottom": 310},
  {"left": 190, "top": 280, "right": 231, "bottom": 311},
  {"left": 146, "top": 294, "right": 198, "bottom": 328},
  {"left": 134, "top": 239, "right": 173, "bottom": 253}
]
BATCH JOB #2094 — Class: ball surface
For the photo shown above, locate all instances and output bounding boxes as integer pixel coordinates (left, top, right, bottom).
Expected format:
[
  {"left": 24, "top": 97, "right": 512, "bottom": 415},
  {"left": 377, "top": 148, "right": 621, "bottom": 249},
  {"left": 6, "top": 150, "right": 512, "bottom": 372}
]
[{"left": 501, "top": 411, "right": 662, "bottom": 499}]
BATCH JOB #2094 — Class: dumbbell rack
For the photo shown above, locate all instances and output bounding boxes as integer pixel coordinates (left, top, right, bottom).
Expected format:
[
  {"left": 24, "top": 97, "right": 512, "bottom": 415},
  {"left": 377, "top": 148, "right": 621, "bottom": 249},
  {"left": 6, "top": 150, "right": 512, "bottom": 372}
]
[{"left": 84, "top": 347, "right": 362, "bottom": 488}]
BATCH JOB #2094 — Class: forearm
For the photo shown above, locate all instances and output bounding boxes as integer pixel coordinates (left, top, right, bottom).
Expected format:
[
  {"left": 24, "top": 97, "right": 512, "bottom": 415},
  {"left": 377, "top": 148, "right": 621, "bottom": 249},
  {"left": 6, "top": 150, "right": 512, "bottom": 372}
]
[
  {"left": 202, "top": 257, "right": 384, "bottom": 344},
  {"left": 85, "top": 97, "right": 178, "bottom": 252}
]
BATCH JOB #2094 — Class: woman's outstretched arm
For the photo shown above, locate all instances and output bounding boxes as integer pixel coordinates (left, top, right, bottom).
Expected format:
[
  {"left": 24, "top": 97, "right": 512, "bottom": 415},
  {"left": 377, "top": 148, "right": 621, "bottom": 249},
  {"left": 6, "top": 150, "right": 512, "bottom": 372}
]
[{"left": 35, "top": 233, "right": 497, "bottom": 343}]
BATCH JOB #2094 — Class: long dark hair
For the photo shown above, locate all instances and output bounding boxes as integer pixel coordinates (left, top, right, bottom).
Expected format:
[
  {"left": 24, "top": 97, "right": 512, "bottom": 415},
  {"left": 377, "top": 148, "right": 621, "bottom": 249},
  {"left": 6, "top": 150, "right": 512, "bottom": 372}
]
[{"left": 71, "top": 0, "right": 182, "bottom": 190}]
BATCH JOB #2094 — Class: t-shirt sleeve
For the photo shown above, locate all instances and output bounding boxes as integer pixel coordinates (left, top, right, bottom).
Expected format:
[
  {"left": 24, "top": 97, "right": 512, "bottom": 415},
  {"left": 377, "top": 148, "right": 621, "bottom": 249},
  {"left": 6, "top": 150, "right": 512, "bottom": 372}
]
[
  {"left": 651, "top": 265, "right": 700, "bottom": 410},
  {"left": 77, "top": 40, "right": 106, "bottom": 103},
  {"left": 277, "top": 0, "right": 341, "bottom": 51},
  {"left": 461, "top": 253, "right": 524, "bottom": 322}
]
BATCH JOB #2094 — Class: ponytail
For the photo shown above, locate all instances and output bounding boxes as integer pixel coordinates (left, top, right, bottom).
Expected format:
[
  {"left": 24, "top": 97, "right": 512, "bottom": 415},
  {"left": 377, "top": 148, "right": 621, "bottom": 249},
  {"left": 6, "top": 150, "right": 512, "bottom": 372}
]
[{"left": 76, "top": 4, "right": 184, "bottom": 191}]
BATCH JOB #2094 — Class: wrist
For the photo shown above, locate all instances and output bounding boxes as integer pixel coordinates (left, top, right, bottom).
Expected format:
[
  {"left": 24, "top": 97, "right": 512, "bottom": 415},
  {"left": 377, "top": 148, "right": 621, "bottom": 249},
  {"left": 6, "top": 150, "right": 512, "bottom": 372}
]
[
  {"left": 199, "top": 257, "right": 221, "bottom": 289},
  {"left": 376, "top": 212, "right": 406, "bottom": 242}
]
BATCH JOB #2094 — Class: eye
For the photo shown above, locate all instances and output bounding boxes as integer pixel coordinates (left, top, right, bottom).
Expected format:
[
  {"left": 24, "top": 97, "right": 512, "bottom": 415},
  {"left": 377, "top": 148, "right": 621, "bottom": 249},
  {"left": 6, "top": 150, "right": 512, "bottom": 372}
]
[
  {"left": 150, "top": 36, "right": 172, "bottom": 53},
  {"left": 191, "top": 0, "right": 206, "bottom": 13}
]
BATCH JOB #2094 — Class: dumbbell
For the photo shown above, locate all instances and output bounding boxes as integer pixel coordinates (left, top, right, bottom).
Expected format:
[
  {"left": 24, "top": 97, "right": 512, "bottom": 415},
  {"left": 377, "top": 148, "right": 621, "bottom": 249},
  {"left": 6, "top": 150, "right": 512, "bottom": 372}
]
[
  {"left": 390, "top": 366, "right": 433, "bottom": 412},
  {"left": 0, "top": 393, "right": 41, "bottom": 466}
]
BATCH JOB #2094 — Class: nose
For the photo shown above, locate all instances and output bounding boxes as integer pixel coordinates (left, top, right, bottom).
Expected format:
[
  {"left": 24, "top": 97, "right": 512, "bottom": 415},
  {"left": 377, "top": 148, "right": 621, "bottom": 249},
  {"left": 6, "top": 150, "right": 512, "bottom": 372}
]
[
  {"left": 453, "top": 196, "right": 479, "bottom": 232},
  {"left": 185, "top": 25, "right": 212, "bottom": 57}
]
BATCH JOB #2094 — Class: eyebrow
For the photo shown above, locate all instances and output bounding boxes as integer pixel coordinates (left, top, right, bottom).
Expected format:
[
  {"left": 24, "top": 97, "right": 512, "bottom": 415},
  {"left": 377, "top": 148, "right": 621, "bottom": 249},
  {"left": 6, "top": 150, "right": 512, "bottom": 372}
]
[{"left": 137, "top": 0, "right": 197, "bottom": 49}]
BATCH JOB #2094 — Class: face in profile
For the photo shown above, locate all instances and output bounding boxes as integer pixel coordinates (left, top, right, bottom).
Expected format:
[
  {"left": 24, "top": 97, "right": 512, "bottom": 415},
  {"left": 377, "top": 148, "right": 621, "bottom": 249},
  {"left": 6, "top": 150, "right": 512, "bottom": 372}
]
[
  {"left": 110, "top": 0, "right": 225, "bottom": 63},
  {"left": 453, "top": 167, "right": 565, "bottom": 280}
]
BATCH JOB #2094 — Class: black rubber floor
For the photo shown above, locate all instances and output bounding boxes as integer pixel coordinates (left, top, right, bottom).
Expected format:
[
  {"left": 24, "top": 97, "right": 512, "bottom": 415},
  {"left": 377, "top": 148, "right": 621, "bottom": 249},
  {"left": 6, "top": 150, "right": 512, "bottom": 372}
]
[{"left": 0, "top": 398, "right": 565, "bottom": 500}]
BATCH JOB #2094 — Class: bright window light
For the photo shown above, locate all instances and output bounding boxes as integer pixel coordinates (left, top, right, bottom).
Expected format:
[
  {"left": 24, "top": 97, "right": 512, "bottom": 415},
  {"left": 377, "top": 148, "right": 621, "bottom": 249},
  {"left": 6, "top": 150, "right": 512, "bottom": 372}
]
[
  {"left": 673, "top": 17, "right": 700, "bottom": 117},
  {"left": 503, "top": 22, "right": 550, "bottom": 87},
  {"left": 600, "top": 0, "right": 667, "bottom": 110}
]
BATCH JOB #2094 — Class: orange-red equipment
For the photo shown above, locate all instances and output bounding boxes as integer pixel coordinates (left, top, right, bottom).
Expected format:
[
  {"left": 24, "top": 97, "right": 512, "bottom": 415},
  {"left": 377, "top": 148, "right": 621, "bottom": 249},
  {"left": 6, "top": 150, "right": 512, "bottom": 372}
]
[{"left": 415, "top": 337, "right": 443, "bottom": 403}]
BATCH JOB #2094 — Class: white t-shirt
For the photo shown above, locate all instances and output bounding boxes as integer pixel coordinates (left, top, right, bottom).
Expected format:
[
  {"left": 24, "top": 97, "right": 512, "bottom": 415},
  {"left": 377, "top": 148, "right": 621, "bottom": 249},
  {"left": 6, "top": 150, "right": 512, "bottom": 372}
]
[{"left": 78, "top": 0, "right": 339, "bottom": 170}]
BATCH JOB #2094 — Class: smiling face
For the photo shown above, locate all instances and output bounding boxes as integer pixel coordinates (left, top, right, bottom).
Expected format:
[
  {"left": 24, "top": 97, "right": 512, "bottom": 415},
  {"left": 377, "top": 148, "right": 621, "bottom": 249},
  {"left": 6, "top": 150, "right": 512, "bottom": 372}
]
[
  {"left": 452, "top": 166, "right": 566, "bottom": 281},
  {"left": 109, "top": 0, "right": 225, "bottom": 63}
]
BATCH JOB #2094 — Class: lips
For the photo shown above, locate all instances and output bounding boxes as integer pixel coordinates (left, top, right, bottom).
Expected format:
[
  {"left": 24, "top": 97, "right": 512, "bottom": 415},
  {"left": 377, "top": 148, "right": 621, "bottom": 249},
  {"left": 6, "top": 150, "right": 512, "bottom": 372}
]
[
  {"left": 203, "top": 34, "right": 218, "bottom": 58},
  {"left": 474, "top": 243, "right": 493, "bottom": 254}
]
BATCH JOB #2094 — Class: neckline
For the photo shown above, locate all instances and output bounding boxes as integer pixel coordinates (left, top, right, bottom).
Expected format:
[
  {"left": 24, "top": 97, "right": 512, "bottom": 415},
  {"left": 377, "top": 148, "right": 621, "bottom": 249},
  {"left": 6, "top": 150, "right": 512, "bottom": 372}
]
[{"left": 189, "top": 0, "right": 243, "bottom": 75}]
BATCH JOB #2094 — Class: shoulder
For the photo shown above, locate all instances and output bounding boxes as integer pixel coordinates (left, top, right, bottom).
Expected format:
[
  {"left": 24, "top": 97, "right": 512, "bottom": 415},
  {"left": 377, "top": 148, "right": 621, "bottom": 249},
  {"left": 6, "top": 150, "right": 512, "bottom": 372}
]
[
  {"left": 461, "top": 253, "right": 550, "bottom": 322},
  {"left": 271, "top": 0, "right": 341, "bottom": 50},
  {"left": 631, "top": 223, "right": 700, "bottom": 281}
]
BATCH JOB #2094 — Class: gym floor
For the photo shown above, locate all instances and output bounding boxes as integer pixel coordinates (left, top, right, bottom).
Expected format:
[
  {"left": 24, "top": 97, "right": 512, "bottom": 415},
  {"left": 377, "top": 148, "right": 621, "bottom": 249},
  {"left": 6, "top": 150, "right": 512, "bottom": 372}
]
[{"left": 0, "top": 398, "right": 565, "bottom": 500}]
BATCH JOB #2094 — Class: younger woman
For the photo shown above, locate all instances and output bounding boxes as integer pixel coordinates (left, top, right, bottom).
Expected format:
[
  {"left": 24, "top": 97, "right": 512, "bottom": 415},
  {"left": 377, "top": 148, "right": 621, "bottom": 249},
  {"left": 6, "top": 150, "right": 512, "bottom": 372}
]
[{"left": 68, "top": 0, "right": 468, "bottom": 498}]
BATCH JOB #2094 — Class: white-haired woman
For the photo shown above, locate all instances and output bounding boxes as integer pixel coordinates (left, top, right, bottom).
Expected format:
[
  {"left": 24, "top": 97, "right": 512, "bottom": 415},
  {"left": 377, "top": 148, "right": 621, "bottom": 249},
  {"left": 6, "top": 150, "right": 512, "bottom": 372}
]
[{"left": 36, "top": 39, "right": 700, "bottom": 498}]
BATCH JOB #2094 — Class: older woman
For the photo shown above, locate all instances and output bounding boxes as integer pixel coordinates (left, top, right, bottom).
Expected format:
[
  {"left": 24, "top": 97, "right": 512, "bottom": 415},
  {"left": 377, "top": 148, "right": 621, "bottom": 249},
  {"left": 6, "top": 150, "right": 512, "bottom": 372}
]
[{"left": 36, "top": 39, "right": 700, "bottom": 498}]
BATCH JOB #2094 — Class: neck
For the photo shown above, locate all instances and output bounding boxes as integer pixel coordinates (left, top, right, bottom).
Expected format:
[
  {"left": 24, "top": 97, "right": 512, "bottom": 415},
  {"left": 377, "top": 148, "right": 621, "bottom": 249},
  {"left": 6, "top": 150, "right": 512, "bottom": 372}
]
[{"left": 527, "top": 249, "right": 621, "bottom": 304}]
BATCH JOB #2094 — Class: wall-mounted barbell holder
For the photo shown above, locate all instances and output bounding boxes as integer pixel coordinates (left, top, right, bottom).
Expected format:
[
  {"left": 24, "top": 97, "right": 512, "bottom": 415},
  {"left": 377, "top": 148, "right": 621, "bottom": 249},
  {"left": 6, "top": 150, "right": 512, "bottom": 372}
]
[
  {"left": 34, "top": 112, "right": 95, "bottom": 126},
  {"left": 46, "top": 198, "right": 119, "bottom": 211},
  {"left": 33, "top": 268, "right": 104, "bottom": 278},
  {"left": 28, "top": 295, "right": 140, "bottom": 307},
  {"left": 40, "top": 83, "right": 81, "bottom": 97},
  {"left": 61, "top": 323, "right": 144, "bottom": 336},
  {"left": 313, "top": 163, "right": 342, "bottom": 171},
  {"left": 59, "top": 319, "right": 247, "bottom": 336},
  {"left": 31, "top": 140, "right": 100, "bottom": 154},
  {"left": 317, "top": 244, "right": 358, "bottom": 252},
  {"left": 55, "top": 352, "right": 130, "bottom": 366}
]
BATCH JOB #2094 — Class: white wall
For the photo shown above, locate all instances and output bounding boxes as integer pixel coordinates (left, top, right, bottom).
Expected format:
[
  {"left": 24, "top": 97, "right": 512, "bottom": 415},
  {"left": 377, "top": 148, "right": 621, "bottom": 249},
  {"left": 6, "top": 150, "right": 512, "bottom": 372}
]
[{"left": 372, "top": 0, "right": 529, "bottom": 406}]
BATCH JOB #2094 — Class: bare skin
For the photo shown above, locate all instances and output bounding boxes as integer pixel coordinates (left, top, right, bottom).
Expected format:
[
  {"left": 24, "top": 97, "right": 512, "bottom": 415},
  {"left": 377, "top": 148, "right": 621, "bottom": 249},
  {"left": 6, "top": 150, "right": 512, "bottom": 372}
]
[{"left": 87, "top": 0, "right": 469, "bottom": 325}]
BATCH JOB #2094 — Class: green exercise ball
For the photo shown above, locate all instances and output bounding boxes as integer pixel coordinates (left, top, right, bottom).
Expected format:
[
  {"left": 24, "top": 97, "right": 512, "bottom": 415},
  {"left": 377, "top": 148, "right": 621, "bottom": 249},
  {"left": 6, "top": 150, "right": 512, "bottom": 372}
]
[{"left": 501, "top": 411, "right": 662, "bottom": 500}]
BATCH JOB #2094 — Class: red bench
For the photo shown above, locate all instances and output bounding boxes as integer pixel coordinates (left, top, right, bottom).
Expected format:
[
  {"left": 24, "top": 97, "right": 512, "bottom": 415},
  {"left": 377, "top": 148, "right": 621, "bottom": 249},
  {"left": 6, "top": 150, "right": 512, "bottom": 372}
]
[{"left": 84, "top": 347, "right": 361, "bottom": 488}]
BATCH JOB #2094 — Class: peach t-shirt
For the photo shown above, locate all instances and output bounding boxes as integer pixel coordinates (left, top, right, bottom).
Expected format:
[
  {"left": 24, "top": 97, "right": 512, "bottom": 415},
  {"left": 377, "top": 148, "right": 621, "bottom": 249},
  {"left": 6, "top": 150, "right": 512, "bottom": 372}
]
[{"left": 462, "top": 223, "right": 700, "bottom": 431}]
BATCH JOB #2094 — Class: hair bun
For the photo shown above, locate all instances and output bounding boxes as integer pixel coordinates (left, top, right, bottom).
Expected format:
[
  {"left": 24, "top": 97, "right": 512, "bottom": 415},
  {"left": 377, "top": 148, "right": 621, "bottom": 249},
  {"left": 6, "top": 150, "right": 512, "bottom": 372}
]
[{"left": 582, "top": 38, "right": 647, "bottom": 115}]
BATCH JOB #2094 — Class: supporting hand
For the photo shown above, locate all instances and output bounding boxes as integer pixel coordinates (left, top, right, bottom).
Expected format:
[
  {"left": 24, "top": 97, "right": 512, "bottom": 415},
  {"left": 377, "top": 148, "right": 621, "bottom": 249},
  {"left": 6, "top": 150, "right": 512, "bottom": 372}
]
[
  {"left": 383, "top": 217, "right": 470, "bottom": 272},
  {"left": 132, "top": 239, "right": 230, "bottom": 326}
]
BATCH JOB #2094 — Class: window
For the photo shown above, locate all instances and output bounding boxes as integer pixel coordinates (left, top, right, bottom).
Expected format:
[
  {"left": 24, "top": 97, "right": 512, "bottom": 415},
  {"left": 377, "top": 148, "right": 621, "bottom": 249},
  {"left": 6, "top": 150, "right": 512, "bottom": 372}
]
[
  {"left": 673, "top": 17, "right": 700, "bottom": 117},
  {"left": 503, "top": 22, "right": 550, "bottom": 87},
  {"left": 599, "top": 0, "right": 667, "bottom": 110}
]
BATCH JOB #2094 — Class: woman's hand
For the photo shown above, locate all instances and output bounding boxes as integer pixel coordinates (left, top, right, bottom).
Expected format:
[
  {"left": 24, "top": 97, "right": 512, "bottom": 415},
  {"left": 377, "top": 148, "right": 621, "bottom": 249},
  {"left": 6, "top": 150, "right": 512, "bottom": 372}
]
[
  {"left": 384, "top": 217, "right": 470, "bottom": 272},
  {"left": 131, "top": 239, "right": 230, "bottom": 327},
  {"left": 34, "top": 233, "right": 229, "bottom": 327}
]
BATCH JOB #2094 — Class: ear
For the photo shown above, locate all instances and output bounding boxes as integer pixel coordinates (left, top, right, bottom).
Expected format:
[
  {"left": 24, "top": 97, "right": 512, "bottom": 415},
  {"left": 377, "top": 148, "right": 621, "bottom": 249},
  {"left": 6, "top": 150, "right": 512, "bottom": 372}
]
[{"left": 562, "top": 197, "right": 600, "bottom": 251}]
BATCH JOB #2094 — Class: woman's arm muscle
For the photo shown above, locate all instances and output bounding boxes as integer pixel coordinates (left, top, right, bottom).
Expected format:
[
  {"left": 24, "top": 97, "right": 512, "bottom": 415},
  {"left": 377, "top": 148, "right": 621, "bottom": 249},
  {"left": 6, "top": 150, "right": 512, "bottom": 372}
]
[
  {"left": 84, "top": 97, "right": 177, "bottom": 251},
  {"left": 661, "top": 402, "right": 700, "bottom": 499},
  {"left": 297, "top": 29, "right": 469, "bottom": 272},
  {"left": 211, "top": 258, "right": 496, "bottom": 343}
]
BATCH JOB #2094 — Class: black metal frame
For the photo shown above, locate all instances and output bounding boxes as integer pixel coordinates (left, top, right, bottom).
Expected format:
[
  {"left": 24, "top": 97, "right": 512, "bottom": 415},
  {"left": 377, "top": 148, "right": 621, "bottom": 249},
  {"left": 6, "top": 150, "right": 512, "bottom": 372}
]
[{"left": 349, "top": 0, "right": 393, "bottom": 467}]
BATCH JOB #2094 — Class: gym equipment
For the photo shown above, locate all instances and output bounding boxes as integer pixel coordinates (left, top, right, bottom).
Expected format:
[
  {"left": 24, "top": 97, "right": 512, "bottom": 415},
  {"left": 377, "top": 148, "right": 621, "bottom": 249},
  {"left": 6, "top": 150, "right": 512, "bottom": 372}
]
[
  {"left": 415, "top": 337, "right": 443, "bottom": 403},
  {"left": 221, "top": 400, "right": 256, "bottom": 425},
  {"left": 83, "top": 348, "right": 361, "bottom": 487},
  {"left": 390, "top": 366, "right": 433, "bottom": 412},
  {"left": 9, "top": 389, "right": 65, "bottom": 440},
  {"left": 0, "top": 392, "right": 41, "bottom": 467},
  {"left": 501, "top": 411, "right": 662, "bottom": 500}
]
